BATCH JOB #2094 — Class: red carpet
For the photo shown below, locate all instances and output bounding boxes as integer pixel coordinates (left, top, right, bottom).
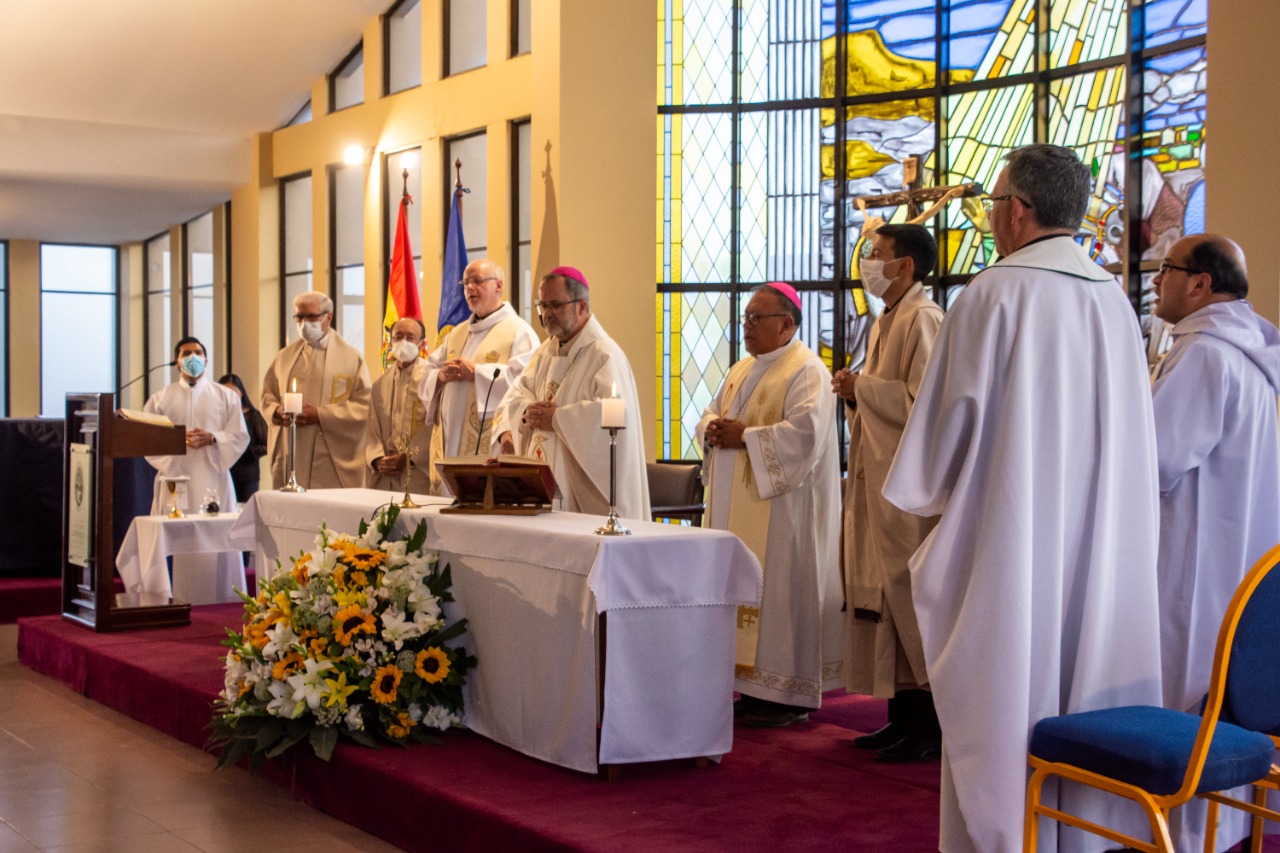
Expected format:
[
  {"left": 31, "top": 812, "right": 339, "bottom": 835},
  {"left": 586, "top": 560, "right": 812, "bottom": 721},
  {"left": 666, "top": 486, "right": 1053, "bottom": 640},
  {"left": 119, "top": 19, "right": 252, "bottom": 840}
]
[
  {"left": 0, "top": 577, "right": 61, "bottom": 624},
  {"left": 17, "top": 606, "right": 943, "bottom": 852}
]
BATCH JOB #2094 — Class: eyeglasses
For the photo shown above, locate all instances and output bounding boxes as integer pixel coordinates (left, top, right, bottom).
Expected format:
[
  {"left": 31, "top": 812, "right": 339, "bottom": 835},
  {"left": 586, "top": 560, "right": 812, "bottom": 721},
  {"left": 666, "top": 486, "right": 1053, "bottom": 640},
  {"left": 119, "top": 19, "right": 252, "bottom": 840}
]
[
  {"left": 742, "top": 311, "right": 789, "bottom": 326},
  {"left": 293, "top": 312, "right": 328, "bottom": 321},
  {"left": 1158, "top": 260, "right": 1202, "bottom": 276},
  {"left": 981, "top": 194, "right": 1033, "bottom": 211},
  {"left": 458, "top": 276, "right": 499, "bottom": 289},
  {"left": 535, "top": 299, "right": 582, "bottom": 313}
]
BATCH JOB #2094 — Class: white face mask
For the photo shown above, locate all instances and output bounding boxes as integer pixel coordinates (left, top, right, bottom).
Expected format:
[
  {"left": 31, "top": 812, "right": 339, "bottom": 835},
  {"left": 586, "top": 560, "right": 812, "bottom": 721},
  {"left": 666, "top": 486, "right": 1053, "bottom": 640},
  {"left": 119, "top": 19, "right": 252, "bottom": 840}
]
[
  {"left": 858, "top": 258, "right": 900, "bottom": 298},
  {"left": 297, "top": 320, "right": 325, "bottom": 344},
  {"left": 391, "top": 339, "right": 420, "bottom": 363}
]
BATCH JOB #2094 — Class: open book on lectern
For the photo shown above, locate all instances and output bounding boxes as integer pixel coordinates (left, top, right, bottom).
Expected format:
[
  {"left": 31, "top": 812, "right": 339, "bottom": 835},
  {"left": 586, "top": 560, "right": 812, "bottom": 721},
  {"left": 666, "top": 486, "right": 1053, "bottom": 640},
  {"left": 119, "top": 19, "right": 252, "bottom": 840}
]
[{"left": 434, "top": 455, "right": 558, "bottom": 515}]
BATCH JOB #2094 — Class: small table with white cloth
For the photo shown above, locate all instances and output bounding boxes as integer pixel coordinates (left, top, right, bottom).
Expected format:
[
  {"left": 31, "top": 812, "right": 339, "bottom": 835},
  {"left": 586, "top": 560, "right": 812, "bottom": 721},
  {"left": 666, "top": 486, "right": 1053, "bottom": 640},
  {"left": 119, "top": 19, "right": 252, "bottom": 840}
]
[
  {"left": 115, "top": 513, "right": 247, "bottom": 605},
  {"left": 228, "top": 488, "right": 762, "bottom": 774}
]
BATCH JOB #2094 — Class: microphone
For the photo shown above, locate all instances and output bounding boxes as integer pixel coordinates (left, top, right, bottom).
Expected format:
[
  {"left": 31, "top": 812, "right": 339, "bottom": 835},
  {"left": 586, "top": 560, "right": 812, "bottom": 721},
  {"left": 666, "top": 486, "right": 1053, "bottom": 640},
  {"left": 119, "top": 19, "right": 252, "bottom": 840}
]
[
  {"left": 118, "top": 360, "right": 176, "bottom": 396},
  {"left": 473, "top": 367, "right": 502, "bottom": 456}
]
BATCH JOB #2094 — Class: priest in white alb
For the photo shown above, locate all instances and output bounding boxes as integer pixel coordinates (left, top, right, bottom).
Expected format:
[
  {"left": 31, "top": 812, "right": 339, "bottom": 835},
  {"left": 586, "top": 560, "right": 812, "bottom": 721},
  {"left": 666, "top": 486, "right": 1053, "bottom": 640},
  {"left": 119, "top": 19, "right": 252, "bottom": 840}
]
[
  {"left": 262, "top": 291, "right": 371, "bottom": 489},
  {"left": 698, "top": 281, "right": 843, "bottom": 728},
  {"left": 495, "top": 266, "right": 650, "bottom": 520},
  {"left": 418, "top": 259, "right": 538, "bottom": 493},
  {"left": 1149, "top": 233, "right": 1280, "bottom": 853},
  {"left": 144, "top": 336, "right": 249, "bottom": 602},
  {"left": 882, "top": 145, "right": 1164, "bottom": 852},
  {"left": 365, "top": 317, "right": 432, "bottom": 494}
]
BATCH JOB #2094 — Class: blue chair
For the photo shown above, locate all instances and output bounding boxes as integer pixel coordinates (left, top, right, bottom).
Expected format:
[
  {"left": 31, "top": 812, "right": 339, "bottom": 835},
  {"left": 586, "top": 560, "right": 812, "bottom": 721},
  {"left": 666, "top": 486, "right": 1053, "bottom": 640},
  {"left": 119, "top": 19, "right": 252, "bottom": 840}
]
[{"left": 1022, "top": 544, "right": 1280, "bottom": 853}]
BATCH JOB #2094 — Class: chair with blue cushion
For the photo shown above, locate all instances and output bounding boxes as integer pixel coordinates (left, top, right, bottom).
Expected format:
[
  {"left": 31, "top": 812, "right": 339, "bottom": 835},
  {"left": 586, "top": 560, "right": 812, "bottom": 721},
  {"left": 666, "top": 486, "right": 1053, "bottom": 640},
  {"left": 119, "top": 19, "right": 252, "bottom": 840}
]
[{"left": 1022, "top": 543, "right": 1280, "bottom": 853}]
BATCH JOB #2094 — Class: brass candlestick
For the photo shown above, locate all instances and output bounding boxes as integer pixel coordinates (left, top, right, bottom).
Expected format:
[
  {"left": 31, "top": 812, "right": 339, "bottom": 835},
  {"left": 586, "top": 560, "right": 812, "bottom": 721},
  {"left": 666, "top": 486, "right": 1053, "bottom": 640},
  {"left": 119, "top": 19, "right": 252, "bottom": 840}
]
[
  {"left": 398, "top": 434, "right": 420, "bottom": 508},
  {"left": 166, "top": 479, "right": 184, "bottom": 519},
  {"left": 594, "top": 426, "right": 631, "bottom": 536}
]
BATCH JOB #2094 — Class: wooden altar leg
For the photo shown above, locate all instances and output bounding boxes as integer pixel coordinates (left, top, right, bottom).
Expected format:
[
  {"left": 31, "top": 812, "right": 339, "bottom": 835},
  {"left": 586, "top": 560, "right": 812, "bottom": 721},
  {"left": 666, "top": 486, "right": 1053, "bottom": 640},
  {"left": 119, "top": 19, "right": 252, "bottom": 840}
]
[{"left": 693, "top": 757, "right": 711, "bottom": 769}]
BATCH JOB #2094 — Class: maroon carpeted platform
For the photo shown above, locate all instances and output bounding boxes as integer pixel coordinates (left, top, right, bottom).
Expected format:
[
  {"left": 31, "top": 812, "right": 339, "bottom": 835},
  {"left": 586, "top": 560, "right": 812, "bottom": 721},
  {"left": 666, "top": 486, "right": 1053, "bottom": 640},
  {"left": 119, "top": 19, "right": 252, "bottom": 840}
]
[
  {"left": 17, "top": 606, "right": 945, "bottom": 851},
  {"left": 0, "top": 577, "right": 62, "bottom": 624}
]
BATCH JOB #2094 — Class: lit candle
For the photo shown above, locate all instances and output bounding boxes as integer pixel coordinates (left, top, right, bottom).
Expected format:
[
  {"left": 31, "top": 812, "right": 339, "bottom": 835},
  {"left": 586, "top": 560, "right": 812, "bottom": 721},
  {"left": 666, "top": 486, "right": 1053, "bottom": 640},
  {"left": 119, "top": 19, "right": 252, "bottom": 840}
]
[
  {"left": 284, "top": 378, "right": 303, "bottom": 415},
  {"left": 601, "top": 383, "right": 625, "bottom": 429}
]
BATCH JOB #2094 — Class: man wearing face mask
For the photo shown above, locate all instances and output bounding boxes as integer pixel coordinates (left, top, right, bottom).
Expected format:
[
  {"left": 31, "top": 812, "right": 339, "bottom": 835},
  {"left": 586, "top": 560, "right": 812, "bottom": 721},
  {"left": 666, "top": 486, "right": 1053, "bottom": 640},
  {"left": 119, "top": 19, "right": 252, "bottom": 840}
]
[
  {"left": 142, "top": 337, "right": 250, "bottom": 602},
  {"left": 493, "top": 266, "right": 650, "bottom": 520},
  {"left": 364, "top": 317, "right": 433, "bottom": 494},
  {"left": 832, "top": 223, "right": 943, "bottom": 762},
  {"left": 144, "top": 336, "right": 250, "bottom": 513},
  {"left": 417, "top": 259, "right": 538, "bottom": 494},
  {"left": 262, "top": 291, "right": 372, "bottom": 489}
]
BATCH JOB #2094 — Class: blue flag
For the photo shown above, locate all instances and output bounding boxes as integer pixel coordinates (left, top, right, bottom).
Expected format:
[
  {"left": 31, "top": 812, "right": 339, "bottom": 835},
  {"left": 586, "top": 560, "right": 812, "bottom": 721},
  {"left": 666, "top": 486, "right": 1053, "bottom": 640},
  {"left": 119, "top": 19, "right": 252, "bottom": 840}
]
[{"left": 437, "top": 189, "right": 470, "bottom": 341}]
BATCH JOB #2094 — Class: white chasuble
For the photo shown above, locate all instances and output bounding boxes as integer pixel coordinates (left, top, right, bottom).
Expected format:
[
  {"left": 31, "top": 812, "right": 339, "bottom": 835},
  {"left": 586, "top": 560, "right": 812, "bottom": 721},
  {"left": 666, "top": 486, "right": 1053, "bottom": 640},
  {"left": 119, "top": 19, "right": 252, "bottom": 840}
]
[
  {"left": 844, "top": 283, "right": 942, "bottom": 698},
  {"left": 364, "top": 358, "right": 432, "bottom": 494},
  {"left": 493, "top": 315, "right": 650, "bottom": 521},
  {"left": 1151, "top": 299, "right": 1280, "bottom": 853},
  {"left": 262, "top": 331, "right": 371, "bottom": 490},
  {"left": 698, "top": 339, "right": 842, "bottom": 710},
  {"left": 144, "top": 378, "right": 249, "bottom": 513},
  {"left": 418, "top": 303, "right": 538, "bottom": 495},
  {"left": 883, "top": 237, "right": 1163, "bottom": 853}
]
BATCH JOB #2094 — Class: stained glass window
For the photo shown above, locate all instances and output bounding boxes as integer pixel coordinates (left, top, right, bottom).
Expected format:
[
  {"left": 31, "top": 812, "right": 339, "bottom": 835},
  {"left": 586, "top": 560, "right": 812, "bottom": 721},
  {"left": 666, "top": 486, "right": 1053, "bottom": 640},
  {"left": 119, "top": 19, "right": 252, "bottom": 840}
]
[{"left": 657, "top": 0, "right": 1205, "bottom": 459}]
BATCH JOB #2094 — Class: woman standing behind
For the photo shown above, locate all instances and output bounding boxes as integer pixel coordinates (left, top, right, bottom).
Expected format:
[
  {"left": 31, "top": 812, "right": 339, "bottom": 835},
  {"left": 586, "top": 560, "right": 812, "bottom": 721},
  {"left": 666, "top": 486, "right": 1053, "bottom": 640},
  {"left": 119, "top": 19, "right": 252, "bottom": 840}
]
[{"left": 218, "top": 374, "right": 268, "bottom": 505}]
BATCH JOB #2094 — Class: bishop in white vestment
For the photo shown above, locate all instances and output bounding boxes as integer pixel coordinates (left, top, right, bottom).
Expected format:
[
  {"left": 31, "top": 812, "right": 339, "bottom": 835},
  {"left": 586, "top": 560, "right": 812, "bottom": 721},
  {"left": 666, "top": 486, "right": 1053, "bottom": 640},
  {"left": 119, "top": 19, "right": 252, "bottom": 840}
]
[
  {"left": 698, "top": 282, "right": 842, "bottom": 726},
  {"left": 144, "top": 337, "right": 249, "bottom": 603},
  {"left": 365, "top": 317, "right": 433, "bottom": 494},
  {"left": 262, "top": 291, "right": 371, "bottom": 489},
  {"left": 1150, "top": 234, "right": 1280, "bottom": 853},
  {"left": 495, "top": 266, "right": 649, "bottom": 520},
  {"left": 418, "top": 259, "right": 538, "bottom": 494},
  {"left": 883, "top": 146, "right": 1163, "bottom": 853}
]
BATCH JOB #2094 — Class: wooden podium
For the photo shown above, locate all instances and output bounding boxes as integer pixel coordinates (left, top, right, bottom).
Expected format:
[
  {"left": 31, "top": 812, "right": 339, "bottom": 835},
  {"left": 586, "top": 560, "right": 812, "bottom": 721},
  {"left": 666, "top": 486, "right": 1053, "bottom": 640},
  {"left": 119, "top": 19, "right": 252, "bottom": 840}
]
[{"left": 61, "top": 392, "right": 191, "bottom": 631}]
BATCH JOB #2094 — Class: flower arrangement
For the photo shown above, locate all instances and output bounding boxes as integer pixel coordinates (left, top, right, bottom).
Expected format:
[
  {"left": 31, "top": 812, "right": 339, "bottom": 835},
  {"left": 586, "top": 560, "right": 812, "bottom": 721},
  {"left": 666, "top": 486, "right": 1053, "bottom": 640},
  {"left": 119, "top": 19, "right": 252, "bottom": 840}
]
[{"left": 211, "top": 506, "right": 475, "bottom": 769}]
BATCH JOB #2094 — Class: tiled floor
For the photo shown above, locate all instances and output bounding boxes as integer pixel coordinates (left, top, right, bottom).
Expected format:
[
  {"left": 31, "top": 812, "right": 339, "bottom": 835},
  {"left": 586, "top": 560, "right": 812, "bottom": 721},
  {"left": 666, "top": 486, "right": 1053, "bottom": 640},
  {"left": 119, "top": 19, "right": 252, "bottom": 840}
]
[{"left": 0, "top": 625, "right": 402, "bottom": 853}]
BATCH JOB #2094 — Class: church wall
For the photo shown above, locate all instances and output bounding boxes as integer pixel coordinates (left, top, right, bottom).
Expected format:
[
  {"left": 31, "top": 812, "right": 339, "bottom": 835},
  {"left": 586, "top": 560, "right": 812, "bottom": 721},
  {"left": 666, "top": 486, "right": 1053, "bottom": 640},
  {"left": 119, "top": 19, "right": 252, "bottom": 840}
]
[
  {"left": 1206, "top": 0, "right": 1280, "bottom": 325},
  {"left": 8, "top": 240, "right": 40, "bottom": 417}
]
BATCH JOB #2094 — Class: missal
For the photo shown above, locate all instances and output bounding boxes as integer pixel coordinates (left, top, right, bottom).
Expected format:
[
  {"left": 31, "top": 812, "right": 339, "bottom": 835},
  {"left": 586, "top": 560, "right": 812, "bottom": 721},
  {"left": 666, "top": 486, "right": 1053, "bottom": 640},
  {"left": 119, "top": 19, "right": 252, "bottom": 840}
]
[{"left": 435, "top": 455, "right": 557, "bottom": 515}]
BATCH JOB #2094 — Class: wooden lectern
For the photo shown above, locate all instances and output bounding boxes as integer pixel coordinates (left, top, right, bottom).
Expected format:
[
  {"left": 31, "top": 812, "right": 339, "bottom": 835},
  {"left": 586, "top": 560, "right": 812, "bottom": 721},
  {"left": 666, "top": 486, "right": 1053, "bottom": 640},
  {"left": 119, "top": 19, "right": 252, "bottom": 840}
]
[{"left": 62, "top": 392, "right": 191, "bottom": 631}]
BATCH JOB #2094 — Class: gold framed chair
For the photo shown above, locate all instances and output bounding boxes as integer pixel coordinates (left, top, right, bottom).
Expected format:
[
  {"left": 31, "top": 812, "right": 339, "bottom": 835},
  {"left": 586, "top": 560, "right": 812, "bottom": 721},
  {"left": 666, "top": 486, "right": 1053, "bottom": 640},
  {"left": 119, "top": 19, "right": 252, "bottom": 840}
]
[{"left": 1022, "top": 543, "right": 1280, "bottom": 853}]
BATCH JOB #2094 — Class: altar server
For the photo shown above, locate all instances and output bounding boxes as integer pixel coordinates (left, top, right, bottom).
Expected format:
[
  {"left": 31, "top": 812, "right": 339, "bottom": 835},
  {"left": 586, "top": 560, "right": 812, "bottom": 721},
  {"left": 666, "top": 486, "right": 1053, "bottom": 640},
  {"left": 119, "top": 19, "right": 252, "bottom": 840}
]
[
  {"left": 1150, "top": 233, "right": 1280, "bottom": 853},
  {"left": 494, "top": 266, "right": 650, "bottom": 520},
  {"left": 365, "top": 317, "right": 433, "bottom": 494},
  {"left": 883, "top": 144, "right": 1163, "bottom": 852},
  {"left": 145, "top": 336, "right": 249, "bottom": 513},
  {"left": 262, "top": 291, "right": 371, "bottom": 489},
  {"left": 418, "top": 259, "right": 538, "bottom": 493},
  {"left": 835, "top": 223, "right": 943, "bottom": 761},
  {"left": 698, "top": 282, "right": 843, "bottom": 728}
]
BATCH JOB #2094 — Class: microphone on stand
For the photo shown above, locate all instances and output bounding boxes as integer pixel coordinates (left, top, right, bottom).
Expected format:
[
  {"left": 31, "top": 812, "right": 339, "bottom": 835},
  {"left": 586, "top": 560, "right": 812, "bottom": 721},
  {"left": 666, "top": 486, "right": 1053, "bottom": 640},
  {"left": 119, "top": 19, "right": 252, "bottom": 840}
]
[
  {"left": 117, "top": 360, "right": 176, "bottom": 397},
  {"left": 474, "top": 367, "right": 502, "bottom": 456}
]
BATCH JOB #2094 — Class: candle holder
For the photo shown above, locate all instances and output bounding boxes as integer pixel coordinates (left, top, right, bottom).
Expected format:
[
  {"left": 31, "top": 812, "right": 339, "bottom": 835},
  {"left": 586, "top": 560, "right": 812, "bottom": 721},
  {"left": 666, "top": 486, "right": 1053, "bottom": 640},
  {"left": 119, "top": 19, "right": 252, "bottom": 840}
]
[
  {"left": 166, "top": 479, "right": 185, "bottom": 519},
  {"left": 594, "top": 426, "right": 631, "bottom": 536},
  {"left": 398, "top": 435, "right": 420, "bottom": 508},
  {"left": 279, "top": 413, "right": 305, "bottom": 493}
]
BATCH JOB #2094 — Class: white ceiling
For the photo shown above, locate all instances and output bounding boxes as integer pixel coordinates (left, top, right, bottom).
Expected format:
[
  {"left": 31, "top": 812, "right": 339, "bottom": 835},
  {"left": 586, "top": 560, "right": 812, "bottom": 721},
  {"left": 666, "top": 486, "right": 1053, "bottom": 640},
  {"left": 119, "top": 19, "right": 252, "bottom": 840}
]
[{"left": 0, "top": 0, "right": 388, "bottom": 245}]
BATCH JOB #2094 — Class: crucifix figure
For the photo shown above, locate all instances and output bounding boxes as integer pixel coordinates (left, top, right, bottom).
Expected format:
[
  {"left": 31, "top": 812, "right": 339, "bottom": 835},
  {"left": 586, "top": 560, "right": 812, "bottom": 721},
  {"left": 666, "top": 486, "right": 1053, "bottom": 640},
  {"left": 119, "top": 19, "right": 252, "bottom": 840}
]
[{"left": 853, "top": 156, "right": 984, "bottom": 238}]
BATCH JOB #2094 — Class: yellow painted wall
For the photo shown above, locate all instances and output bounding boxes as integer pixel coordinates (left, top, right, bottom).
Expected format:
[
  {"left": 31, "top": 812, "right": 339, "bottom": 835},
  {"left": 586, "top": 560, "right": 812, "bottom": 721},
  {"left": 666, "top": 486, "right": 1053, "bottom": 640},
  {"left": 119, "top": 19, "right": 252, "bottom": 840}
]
[{"left": 8, "top": 240, "right": 40, "bottom": 416}]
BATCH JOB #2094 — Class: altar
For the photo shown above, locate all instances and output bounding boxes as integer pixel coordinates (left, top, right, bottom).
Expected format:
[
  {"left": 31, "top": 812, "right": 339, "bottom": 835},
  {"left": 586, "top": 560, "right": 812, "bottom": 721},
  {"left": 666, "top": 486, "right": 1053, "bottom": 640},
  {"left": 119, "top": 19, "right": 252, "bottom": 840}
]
[{"left": 228, "top": 489, "right": 762, "bottom": 774}]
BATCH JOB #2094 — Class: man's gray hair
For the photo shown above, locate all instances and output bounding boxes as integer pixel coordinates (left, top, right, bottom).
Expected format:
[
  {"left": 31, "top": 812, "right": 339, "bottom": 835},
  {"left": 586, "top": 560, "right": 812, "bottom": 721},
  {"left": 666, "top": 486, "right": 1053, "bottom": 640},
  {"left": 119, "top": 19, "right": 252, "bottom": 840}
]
[
  {"left": 546, "top": 271, "right": 590, "bottom": 308},
  {"left": 295, "top": 290, "right": 334, "bottom": 316},
  {"left": 1002, "top": 144, "right": 1094, "bottom": 231}
]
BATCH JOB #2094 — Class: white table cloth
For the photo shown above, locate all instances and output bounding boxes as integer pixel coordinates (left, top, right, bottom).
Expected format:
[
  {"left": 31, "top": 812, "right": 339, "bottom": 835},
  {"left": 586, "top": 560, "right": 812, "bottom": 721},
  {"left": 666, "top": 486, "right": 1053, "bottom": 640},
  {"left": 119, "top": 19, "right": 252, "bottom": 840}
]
[
  {"left": 116, "top": 513, "right": 246, "bottom": 605},
  {"left": 229, "top": 489, "right": 762, "bottom": 773}
]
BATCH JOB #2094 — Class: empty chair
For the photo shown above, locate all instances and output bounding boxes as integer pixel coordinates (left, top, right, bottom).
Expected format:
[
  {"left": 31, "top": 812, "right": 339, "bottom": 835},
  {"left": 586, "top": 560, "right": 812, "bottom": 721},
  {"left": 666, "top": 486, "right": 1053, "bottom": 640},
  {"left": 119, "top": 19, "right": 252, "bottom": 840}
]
[{"left": 647, "top": 461, "right": 704, "bottom": 526}]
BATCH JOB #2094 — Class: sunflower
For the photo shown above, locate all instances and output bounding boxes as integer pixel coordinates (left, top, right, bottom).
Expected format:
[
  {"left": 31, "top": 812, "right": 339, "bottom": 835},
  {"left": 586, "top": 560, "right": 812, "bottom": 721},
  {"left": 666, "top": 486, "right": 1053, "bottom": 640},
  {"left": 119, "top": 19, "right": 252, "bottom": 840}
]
[
  {"left": 414, "top": 647, "right": 451, "bottom": 684},
  {"left": 371, "top": 665, "right": 402, "bottom": 705},
  {"left": 332, "top": 604, "right": 375, "bottom": 646},
  {"left": 271, "top": 651, "right": 305, "bottom": 681},
  {"left": 340, "top": 543, "right": 387, "bottom": 571}
]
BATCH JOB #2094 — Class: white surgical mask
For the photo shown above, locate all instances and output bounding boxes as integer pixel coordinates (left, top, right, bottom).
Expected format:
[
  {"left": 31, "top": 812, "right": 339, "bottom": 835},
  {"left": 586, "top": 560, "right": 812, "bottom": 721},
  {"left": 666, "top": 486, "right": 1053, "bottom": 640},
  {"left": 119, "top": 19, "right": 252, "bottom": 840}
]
[
  {"left": 858, "top": 258, "right": 900, "bottom": 298},
  {"left": 297, "top": 320, "right": 325, "bottom": 345},
  {"left": 391, "top": 339, "right": 420, "bottom": 363}
]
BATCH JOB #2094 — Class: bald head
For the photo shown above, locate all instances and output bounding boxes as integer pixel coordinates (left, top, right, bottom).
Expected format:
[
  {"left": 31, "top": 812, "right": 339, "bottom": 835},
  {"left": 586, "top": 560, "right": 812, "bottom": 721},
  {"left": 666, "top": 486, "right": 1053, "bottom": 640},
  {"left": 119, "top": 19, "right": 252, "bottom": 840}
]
[
  {"left": 461, "top": 259, "right": 505, "bottom": 318},
  {"left": 1154, "top": 233, "right": 1249, "bottom": 324}
]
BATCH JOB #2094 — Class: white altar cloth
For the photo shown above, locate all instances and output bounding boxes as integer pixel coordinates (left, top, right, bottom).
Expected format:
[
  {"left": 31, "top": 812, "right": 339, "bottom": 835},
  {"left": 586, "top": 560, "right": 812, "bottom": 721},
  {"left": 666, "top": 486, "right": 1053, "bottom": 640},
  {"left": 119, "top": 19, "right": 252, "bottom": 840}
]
[
  {"left": 115, "top": 513, "right": 246, "bottom": 605},
  {"left": 228, "top": 489, "right": 762, "bottom": 773}
]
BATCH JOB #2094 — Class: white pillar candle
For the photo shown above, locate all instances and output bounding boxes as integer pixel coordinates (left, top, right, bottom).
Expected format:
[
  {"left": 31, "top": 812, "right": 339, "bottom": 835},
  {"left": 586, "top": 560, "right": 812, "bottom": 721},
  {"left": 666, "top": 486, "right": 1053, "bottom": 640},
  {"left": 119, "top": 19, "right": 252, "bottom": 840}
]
[
  {"left": 284, "top": 379, "right": 303, "bottom": 414},
  {"left": 601, "top": 384, "right": 625, "bottom": 429}
]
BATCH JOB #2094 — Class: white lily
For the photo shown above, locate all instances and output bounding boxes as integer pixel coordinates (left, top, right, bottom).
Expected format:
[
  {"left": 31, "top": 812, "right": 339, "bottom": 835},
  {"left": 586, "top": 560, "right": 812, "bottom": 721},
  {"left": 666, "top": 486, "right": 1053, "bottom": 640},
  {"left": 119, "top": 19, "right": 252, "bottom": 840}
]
[{"left": 286, "top": 658, "right": 334, "bottom": 709}]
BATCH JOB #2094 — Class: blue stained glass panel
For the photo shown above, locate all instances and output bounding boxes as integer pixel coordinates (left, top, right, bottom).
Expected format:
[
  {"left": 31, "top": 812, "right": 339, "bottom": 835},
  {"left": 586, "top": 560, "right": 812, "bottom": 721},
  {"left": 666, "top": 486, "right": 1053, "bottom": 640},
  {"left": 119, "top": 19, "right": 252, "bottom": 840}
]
[{"left": 1144, "top": 0, "right": 1206, "bottom": 47}]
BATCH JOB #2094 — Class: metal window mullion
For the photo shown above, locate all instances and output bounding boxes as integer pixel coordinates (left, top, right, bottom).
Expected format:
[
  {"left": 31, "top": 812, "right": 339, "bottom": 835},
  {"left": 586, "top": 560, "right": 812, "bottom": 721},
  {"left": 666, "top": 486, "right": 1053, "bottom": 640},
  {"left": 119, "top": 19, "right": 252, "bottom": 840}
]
[{"left": 1125, "top": 0, "right": 1148, "bottom": 315}]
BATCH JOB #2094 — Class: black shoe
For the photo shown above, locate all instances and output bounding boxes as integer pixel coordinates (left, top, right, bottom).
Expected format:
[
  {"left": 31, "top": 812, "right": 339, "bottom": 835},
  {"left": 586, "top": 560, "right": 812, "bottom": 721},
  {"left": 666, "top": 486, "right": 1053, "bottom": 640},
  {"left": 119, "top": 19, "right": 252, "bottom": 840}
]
[
  {"left": 874, "top": 731, "right": 941, "bottom": 763},
  {"left": 742, "top": 707, "right": 809, "bottom": 728},
  {"left": 851, "top": 722, "right": 905, "bottom": 750},
  {"left": 733, "top": 695, "right": 763, "bottom": 718}
]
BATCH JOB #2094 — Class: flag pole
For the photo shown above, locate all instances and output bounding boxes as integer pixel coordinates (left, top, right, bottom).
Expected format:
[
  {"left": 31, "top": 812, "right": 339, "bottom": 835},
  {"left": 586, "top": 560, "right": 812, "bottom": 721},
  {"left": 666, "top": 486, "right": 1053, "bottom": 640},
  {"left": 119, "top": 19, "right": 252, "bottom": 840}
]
[{"left": 454, "top": 158, "right": 463, "bottom": 217}]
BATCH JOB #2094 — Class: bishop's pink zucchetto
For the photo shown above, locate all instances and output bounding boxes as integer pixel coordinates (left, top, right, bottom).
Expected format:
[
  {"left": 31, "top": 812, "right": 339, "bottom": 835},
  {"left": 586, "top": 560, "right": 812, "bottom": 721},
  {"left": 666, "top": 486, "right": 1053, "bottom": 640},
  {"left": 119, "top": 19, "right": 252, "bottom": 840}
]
[
  {"left": 764, "top": 281, "right": 801, "bottom": 309},
  {"left": 546, "top": 266, "right": 589, "bottom": 289}
]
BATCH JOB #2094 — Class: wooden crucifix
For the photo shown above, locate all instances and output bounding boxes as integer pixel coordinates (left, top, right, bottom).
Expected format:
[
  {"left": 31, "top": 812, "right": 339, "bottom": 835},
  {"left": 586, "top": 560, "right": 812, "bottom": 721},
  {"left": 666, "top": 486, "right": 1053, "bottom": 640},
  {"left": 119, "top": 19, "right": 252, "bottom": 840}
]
[{"left": 853, "top": 156, "right": 984, "bottom": 236}]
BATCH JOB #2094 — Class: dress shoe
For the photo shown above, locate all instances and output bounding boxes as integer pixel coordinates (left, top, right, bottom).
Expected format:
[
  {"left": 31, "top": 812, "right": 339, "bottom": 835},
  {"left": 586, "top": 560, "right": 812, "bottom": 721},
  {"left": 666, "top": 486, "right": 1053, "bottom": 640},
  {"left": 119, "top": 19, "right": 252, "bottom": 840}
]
[
  {"left": 741, "top": 706, "right": 810, "bottom": 728},
  {"left": 874, "top": 731, "right": 941, "bottom": 763},
  {"left": 733, "top": 695, "right": 764, "bottom": 717},
  {"left": 851, "top": 722, "right": 905, "bottom": 749}
]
